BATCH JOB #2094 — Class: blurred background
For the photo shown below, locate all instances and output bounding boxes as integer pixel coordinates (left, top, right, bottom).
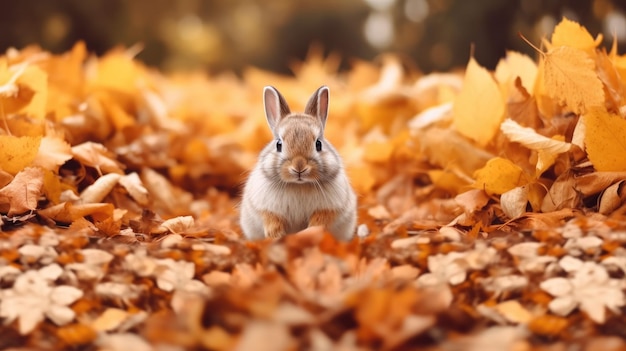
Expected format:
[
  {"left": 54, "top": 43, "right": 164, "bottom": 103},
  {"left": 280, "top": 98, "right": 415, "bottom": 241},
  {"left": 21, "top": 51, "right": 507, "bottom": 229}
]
[{"left": 1, "top": 0, "right": 625, "bottom": 74}]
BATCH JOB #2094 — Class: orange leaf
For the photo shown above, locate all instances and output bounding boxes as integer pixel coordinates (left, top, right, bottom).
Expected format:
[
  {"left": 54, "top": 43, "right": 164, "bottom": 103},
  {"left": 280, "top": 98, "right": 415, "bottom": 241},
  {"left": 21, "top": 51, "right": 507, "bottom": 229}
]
[{"left": 0, "top": 135, "right": 41, "bottom": 175}]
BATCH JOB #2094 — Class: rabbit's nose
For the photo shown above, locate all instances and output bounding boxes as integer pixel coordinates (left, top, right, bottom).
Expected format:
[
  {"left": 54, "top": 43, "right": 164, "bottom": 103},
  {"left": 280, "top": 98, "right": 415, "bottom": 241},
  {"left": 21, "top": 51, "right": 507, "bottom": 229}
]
[{"left": 292, "top": 157, "right": 307, "bottom": 171}]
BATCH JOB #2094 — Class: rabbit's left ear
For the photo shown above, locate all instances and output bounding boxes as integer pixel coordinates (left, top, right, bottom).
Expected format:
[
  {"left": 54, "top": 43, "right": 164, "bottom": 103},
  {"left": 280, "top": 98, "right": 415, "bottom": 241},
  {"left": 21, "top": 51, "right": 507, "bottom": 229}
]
[{"left": 304, "top": 86, "right": 329, "bottom": 129}]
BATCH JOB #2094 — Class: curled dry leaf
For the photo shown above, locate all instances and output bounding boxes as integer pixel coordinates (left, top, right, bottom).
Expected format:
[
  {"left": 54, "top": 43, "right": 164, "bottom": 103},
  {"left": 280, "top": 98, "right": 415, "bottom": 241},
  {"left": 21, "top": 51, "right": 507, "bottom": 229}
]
[
  {"left": 79, "top": 173, "right": 121, "bottom": 204},
  {"left": 155, "top": 215, "right": 195, "bottom": 234},
  {"left": 71, "top": 142, "right": 124, "bottom": 174},
  {"left": 118, "top": 172, "right": 149, "bottom": 206},
  {"left": 500, "top": 186, "right": 528, "bottom": 219}
]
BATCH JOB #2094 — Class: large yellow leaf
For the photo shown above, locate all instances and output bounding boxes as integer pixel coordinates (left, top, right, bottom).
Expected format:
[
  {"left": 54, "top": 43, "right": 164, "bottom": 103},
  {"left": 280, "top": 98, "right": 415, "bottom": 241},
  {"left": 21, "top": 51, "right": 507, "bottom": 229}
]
[
  {"left": 453, "top": 57, "right": 505, "bottom": 147},
  {"left": 494, "top": 51, "right": 537, "bottom": 93},
  {"left": 0, "top": 62, "right": 47, "bottom": 120},
  {"left": 583, "top": 107, "right": 626, "bottom": 171},
  {"left": 0, "top": 135, "right": 42, "bottom": 175},
  {"left": 473, "top": 157, "right": 529, "bottom": 195},
  {"left": 550, "top": 17, "right": 601, "bottom": 54},
  {"left": 542, "top": 46, "right": 604, "bottom": 114}
]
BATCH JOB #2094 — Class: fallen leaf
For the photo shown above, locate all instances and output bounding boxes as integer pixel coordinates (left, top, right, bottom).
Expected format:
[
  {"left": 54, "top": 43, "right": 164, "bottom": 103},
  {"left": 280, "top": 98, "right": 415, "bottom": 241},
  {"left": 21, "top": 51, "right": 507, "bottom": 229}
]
[
  {"left": 550, "top": 17, "right": 601, "bottom": 54},
  {"left": 582, "top": 107, "right": 626, "bottom": 171},
  {"left": 0, "top": 135, "right": 41, "bottom": 175},
  {"left": 0, "top": 166, "right": 44, "bottom": 215},
  {"left": 541, "top": 46, "right": 604, "bottom": 114},
  {"left": 453, "top": 57, "right": 505, "bottom": 146},
  {"left": 473, "top": 157, "right": 529, "bottom": 195}
]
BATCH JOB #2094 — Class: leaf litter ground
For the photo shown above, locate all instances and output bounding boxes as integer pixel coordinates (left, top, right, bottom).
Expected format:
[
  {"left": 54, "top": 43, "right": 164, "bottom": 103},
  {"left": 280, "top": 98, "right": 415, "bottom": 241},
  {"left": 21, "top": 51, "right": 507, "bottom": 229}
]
[{"left": 2, "top": 18, "right": 626, "bottom": 350}]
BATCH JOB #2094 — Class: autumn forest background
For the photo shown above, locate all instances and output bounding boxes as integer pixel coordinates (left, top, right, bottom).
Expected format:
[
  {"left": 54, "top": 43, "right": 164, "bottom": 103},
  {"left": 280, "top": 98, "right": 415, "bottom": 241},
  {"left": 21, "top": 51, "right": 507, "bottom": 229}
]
[{"left": 2, "top": 0, "right": 626, "bottom": 350}]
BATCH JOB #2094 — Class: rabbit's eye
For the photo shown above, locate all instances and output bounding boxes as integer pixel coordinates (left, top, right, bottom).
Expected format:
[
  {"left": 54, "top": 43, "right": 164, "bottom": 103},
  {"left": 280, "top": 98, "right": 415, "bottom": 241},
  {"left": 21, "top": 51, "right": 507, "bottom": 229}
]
[
  {"left": 316, "top": 139, "right": 322, "bottom": 152},
  {"left": 276, "top": 139, "right": 282, "bottom": 152}
]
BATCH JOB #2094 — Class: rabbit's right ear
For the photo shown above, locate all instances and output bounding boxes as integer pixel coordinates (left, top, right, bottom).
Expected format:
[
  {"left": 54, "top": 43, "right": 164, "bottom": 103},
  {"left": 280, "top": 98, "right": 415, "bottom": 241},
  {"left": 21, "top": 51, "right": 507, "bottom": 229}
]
[{"left": 263, "top": 86, "right": 291, "bottom": 136}]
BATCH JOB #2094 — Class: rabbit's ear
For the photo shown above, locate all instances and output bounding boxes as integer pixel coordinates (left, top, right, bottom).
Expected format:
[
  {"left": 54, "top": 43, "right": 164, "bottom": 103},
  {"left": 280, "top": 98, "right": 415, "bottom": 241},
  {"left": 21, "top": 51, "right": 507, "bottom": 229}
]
[
  {"left": 263, "top": 86, "right": 290, "bottom": 136},
  {"left": 304, "top": 86, "right": 329, "bottom": 130}
]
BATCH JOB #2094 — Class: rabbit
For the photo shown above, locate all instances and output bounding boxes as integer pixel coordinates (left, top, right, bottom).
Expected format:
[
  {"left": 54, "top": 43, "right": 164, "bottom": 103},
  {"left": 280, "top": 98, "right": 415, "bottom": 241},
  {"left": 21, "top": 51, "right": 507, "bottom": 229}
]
[{"left": 240, "top": 85, "right": 357, "bottom": 241}]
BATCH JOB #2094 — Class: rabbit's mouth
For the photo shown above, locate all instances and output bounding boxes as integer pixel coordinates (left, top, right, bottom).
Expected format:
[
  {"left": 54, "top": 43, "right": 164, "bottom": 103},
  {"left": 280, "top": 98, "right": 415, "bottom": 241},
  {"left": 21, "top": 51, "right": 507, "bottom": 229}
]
[{"left": 281, "top": 165, "right": 314, "bottom": 183}]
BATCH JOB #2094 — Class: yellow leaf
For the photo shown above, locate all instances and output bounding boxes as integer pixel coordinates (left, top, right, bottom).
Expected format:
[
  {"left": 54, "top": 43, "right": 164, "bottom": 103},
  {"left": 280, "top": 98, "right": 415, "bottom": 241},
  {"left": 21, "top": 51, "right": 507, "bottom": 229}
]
[
  {"left": 15, "top": 65, "right": 48, "bottom": 120},
  {"left": 45, "top": 41, "right": 87, "bottom": 120},
  {"left": 42, "top": 169, "right": 63, "bottom": 204},
  {"left": 453, "top": 57, "right": 505, "bottom": 146},
  {"left": 88, "top": 49, "right": 146, "bottom": 95},
  {"left": 583, "top": 107, "right": 626, "bottom": 171},
  {"left": 542, "top": 46, "right": 604, "bottom": 114},
  {"left": 0, "top": 63, "right": 47, "bottom": 119},
  {"left": 550, "top": 17, "right": 601, "bottom": 54},
  {"left": 0, "top": 135, "right": 42, "bottom": 175},
  {"left": 428, "top": 169, "right": 470, "bottom": 194},
  {"left": 494, "top": 51, "right": 538, "bottom": 93},
  {"left": 473, "top": 157, "right": 529, "bottom": 195},
  {"left": 363, "top": 141, "right": 394, "bottom": 163}
]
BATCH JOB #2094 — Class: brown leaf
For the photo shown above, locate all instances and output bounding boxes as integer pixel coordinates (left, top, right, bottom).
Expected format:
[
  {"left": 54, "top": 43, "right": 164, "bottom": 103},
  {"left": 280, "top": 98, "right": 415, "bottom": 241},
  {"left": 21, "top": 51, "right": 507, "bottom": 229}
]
[{"left": 0, "top": 166, "right": 44, "bottom": 215}]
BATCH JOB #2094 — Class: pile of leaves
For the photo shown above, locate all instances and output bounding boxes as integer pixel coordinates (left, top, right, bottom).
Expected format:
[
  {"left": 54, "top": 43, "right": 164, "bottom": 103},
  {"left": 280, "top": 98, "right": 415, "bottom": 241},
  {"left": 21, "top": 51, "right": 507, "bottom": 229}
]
[{"left": 1, "top": 17, "right": 626, "bottom": 350}]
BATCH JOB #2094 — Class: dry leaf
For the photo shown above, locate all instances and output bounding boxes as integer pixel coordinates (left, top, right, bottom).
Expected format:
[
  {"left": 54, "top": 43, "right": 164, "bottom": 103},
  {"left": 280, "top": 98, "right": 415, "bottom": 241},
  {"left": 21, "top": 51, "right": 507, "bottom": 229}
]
[
  {"left": 453, "top": 57, "right": 505, "bottom": 146},
  {"left": 473, "top": 157, "right": 529, "bottom": 195},
  {"left": 541, "top": 46, "right": 604, "bottom": 114},
  {"left": 550, "top": 17, "right": 601, "bottom": 54},
  {"left": 0, "top": 166, "right": 44, "bottom": 215},
  {"left": 0, "top": 135, "right": 41, "bottom": 175},
  {"left": 582, "top": 107, "right": 626, "bottom": 172},
  {"left": 79, "top": 173, "right": 122, "bottom": 204}
]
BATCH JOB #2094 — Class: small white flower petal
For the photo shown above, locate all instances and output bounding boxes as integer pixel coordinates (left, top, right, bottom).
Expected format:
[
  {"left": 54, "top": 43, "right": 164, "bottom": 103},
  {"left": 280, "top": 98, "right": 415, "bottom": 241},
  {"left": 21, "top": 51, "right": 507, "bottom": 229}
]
[
  {"left": 602, "top": 256, "right": 626, "bottom": 274},
  {"left": 50, "top": 285, "right": 83, "bottom": 306},
  {"left": 448, "top": 270, "right": 467, "bottom": 285},
  {"left": 507, "top": 242, "right": 543, "bottom": 258},
  {"left": 80, "top": 249, "right": 114, "bottom": 265},
  {"left": 38, "top": 264, "right": 64, "bottom": 281},
  {"left": 17, "top": 307, "right": 46, "bottom": 334},
  {"left": 45, "top": 305, "right": 76, "bottom": 326},
  {"left": 558, "top": 256, "right": 584, "bottom": 273},
  {"left": 540, "top": 277, "right": 572, "bottom": 297},
  {"left": 548, "top": 295, "right": 578, "bottom": 316},
  {"left": 578, "top": 297, "right": 607, "bottom": 323},
  {"left": 18, "top": 245, "right": 46, "bottom": 260}
]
